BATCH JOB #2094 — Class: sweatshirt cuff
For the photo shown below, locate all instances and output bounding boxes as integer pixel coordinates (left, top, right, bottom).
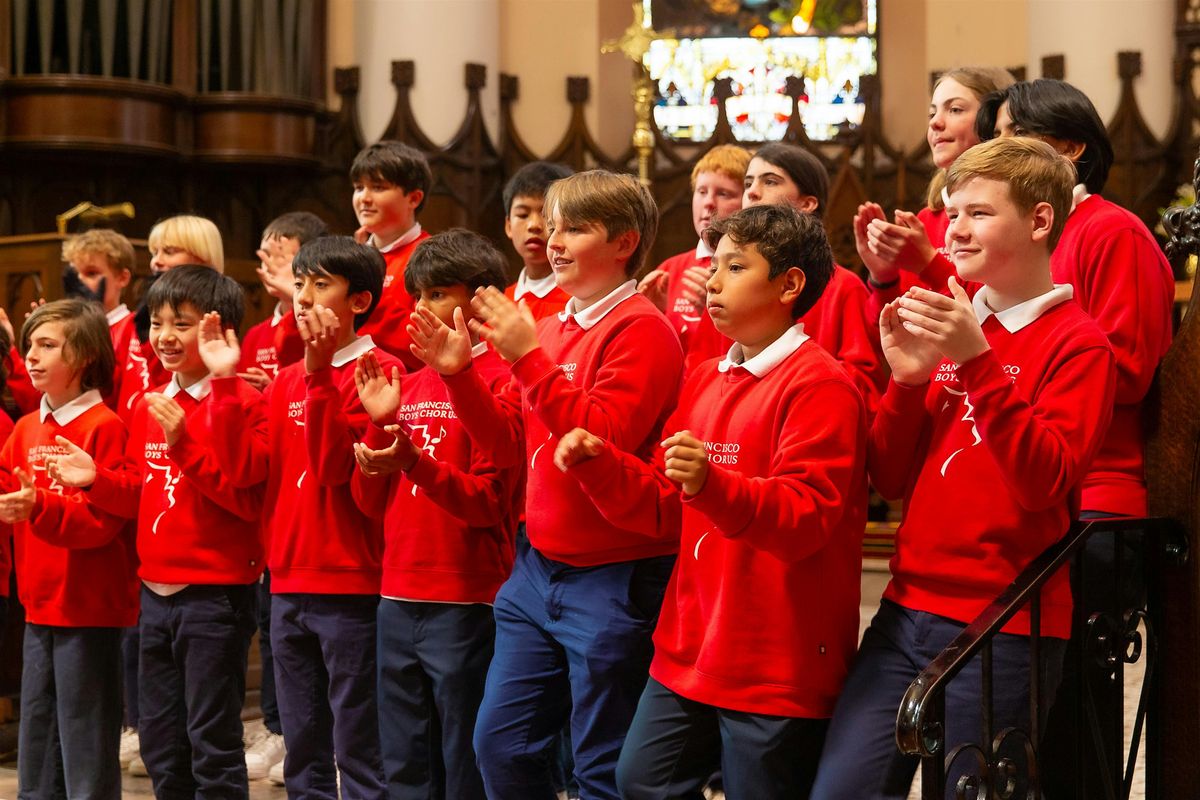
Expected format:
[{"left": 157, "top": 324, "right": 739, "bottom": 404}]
[
  {"left": 510, "top": 347, "right": 558, "bottom": 389},
  {"left": 405, "top": 451, "right": 438, "bottom": 487},
  {"left": 304, "top": 366, "right": 337, "bottom": 396},
  {"left": 567, "top": 442, "right": 622, "bottom": 493},
  {"left": 956, "top": 348, "right": 1008, "bottom": 397},
  {"left": 210, "top": 375, "right": 242, "bottom": 402},
  {"left": 362, "top": 422, "right": 396, "bottom": 450},
  {"left": 87, "top": 467, "right": 133, "bottom": 517},
  {"left": 683, "top": 463, "right": 750, "bottom": 537}
]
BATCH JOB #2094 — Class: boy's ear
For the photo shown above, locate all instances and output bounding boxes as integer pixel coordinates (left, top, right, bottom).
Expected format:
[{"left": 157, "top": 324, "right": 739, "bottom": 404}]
[
  {"left": 1030, "top": 201, "right": 1055, "bottom": 243},
  {"left": 349, "top": 289, "right": 374, "bottom": 316},
  {"left": 779, "top": 266, "right": 807, "bottom": 307},
  {"left": 1055, "top": 139, "right": 1087, "bottom": 163},
  {"left": 406, "top": 189, "right": 425, "bottom": 212},
  {"left": 794, "top": 195, "right": 820, "bottom": 215},
  {"left": 613, "top": 229, "right": 640, "bottom": 260},
  {"left": 114, "top": 269, "right": 133, "bottom": 290},
  {"left": 504, "top": 216, "right": 513, "bottom": 238}
]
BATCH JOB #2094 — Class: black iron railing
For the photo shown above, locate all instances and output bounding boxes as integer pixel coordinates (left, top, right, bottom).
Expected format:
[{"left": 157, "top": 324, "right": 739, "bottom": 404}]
[{"left": 895, "top": 516, "right": 1187, "bottom": 799}]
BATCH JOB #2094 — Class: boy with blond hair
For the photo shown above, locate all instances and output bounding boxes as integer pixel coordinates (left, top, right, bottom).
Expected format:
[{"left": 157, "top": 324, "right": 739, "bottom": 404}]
[
  {"left": 639, "top": 144, "right": 751, "bottom": 372},
  {"left": 408, "top": 170, "right": 683, "bottom": 799},
  {"left": 811, "top": 137, "right": 1117, "bottom": 799}
]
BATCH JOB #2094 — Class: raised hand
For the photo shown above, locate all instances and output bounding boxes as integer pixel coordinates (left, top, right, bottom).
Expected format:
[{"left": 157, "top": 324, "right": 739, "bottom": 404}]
[
  {"left": 237, "top": 367, "right": 272, "bottom": 391},
  {"left": 864, "top": 211, "right": 937, "bottom": 276},
  {"left": 469, "top": 287, "right": 539, "bottom": 364},
  {"left": 198, "top": 312, "right": 241, "bottom": 379},
  {"left": 45, "top": 436, "right": 98, "bottom": 488},
  {"left": 879, "top": 298, "right": 942, "bottom": 386},
  {"left": 662, "top": 430, "right": 709, "bottom": 497},
  {"left": 407, "top": 306, "right": 472, "bottom": 376},
  {"left": 554, "top": 428, "right": 605, "bottom": 472},
  {"left": 353, "top": 424, "right": 419, "bottom": 477},
  {"left": 0, "top": 468, "right": 36, "bottom": 523},
  {"left": 893, "top": 278, "right": 989, "bottom": 366},
  {"left": 679, "top": 266, "right": 710, "bottom": 313},
  {"left": 636, "top": 269, "right": 670, "bottom": 312},
  {"left": 256, "top": 239, "right": 297, "bottom": 300},
  {"left": 354, "top": 351, "right": 402, "bottom": 425},
  {"left": 853, "top": 202, "right": 898, "bottom": 285},
  {"left": 298, "top": 304, "right": 341, "bottom": 374},
  {"left": 146, "top": 392, "right": 187, "bottom": 446}
]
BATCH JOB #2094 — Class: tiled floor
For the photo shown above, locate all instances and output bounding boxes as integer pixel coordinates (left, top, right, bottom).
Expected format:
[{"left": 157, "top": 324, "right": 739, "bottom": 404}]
[{"left": 0, "top": 566, "right": 1148, "bottom": 800}]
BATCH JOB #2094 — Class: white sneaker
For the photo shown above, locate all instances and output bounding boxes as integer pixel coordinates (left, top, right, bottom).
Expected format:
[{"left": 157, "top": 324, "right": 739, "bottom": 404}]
[
  {"left": 245, "top": 731, "right": 286, "bottom": 780},
  {"left": 268, "top": 758, "right": 285, "bottom": 786},
  {"left": 118, "top": 728, "right": 140, "bottom": 768},
  {"left": 128, "top": 754, "right": 148, "bottom": 776}
]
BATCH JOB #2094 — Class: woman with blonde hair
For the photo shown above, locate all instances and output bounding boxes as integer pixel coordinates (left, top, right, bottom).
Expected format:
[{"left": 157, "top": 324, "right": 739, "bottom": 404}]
[{"left": 147, "top": 214, "right": 224, "bottom": 273}]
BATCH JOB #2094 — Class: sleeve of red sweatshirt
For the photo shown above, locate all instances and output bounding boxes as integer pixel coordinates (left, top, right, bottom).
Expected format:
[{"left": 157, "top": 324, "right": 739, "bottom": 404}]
[
  {"left": 958, "top": 344, "right": 1116, "bottom": 511},
  {"left": 826, "top": 274, "right": 885, "bottom": 417},
  {"left": 1075, "top": 228, "right": 1173, "bottom": 405},
  {"left": 84, "top": 413, "right": 144, "bottom": 519},
  {"left": 567, "top": 439, "right": 682, "bottom": 540},
  {"left": 206, "top": 377, "right": 270, "bottom": 487},
  {"left": 304, "top": 366, "right": 370, "bottom": 487},
  {"left": 348, "top": 422, "right": 396, "bottom": 519},
  {"left": 441, "top": 367, "right": 525, "bottom": 468},
  {"left": 167, "top": 395, "right": 267, "bottom": 521},
  {"left": 683, "top": 379, "right": 865, "bottom": 563},
  {"left": 867, "top": 378, "right": 933, "bottom": 501},
  {"left": 32, "top": 419, "right": 130, "bottom": 548},
  {"left": 404, "top": 437, "right": 514, "bottom": 530},
  {"left": 510, "top": 315, "right": 683, "bottom": 451}
]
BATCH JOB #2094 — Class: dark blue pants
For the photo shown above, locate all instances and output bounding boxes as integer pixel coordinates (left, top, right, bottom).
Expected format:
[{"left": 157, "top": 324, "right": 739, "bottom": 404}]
[
  {"left": 18, "top": 624, "right": 123, "bottom": 800},
  {"left": 257, "top": 570, "right": 280, "bottom": 734},
  {"left": 138, "top": 584, "right": 258, "bottom": 800},
  {"left": 472, "top": 540, "right": 674, "bottom": 800},
  {"left": 617, "top": 677, "right": 828, "bottom": 800},
  {"left": 271, "top": 593, "right": 384, "bottom": 800},
  {"left": 121, "top": 625, "right": 140, "bottom": 729},
  {"left": 377, "top": 598, "right": 494, "bottom": 800},
  {"left": 810, "top": 600, "right": 1067, "bottom": 800}
]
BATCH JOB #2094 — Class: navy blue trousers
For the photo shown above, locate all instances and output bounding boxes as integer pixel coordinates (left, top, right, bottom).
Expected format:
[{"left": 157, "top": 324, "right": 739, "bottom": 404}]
[
  {"left": 472, "top": 540, "right": 674, "bottom": 800},
  {"left": 616, "top": 677, "right": 828, "bottom": 800},
  {"left": 810, "top": 600, "right": 1067, "bottom": 800},
  {"left": 18, "top": 624, "right": 123, "bottom": 800},
  {"left": 377, "top": 598, "right": 494, "bottom": 800},
  {"left": 137, "top": 584, "right": 258, "bottom": 800},
  {"left": 257, "top": 570, "right": 280, "bottom": 734},
  {"left": 271, "top": 593, "right": 384, "bottom": 800},
  {"left": 121, "top": 625, "right": 139, "bottom": 729}
]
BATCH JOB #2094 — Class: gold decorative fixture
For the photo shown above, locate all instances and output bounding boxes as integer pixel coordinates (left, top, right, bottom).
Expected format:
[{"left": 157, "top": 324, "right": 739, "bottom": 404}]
[{"left": 55, "top": 202, "right": 136, "bottom": 235}]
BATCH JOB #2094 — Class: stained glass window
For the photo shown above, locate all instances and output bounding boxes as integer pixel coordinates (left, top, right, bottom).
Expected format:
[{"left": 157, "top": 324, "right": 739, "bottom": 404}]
[{"left": 644, "top": 0, "right": 878, "bottom": 142}]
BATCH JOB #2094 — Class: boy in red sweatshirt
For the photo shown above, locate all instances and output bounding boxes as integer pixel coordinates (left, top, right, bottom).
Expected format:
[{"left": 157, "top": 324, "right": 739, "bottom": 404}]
[
  {"left": 48, "top": 268, "right": 266, "bottom": 798},
  {"left": 202, "top": 236, "right": 397, "bottom": 799},
  {"left": 350, "top": 229, "right": 518, "bottom": 800},
  {"left": 407, "top": 170, "right": 684, "bottom": 800},
  {"left": 501, "top": 161, "right": 574, "bottom": 320},
  {"left": 555, "top": 203, "right": 868, "bottom": 798},
  {"left": 810, "top": 137, "right": 1117, "bottom": 799},
  {"left": 638, "top": 144, "right": 750, "bottom": 373},
  {"left": 353, "top": 140, "right": 432, "bottom": 369},
  {"left": 3, "top": 300, "right": 136, "bottom": 799}
]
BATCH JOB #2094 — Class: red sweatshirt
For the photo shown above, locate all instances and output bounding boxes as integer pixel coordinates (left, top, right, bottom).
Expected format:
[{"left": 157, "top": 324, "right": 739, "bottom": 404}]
[
  {"left": 866, "top": 192, "right": 1173, "bottom": 515},
  {"left": 238, "top": 304, "right": 304, "bottom": 380},
  {"left": 88, "top": 377, "right": 267, "bottom": 586},
  {"left": 107, "top": 305, "right": 152, "bottom": 425},
  {"left": 870, "top": 287, "right": 1116, "bottom": 637},
  {"left": 359, "top": 227, "right": 431, "bottom": 371},
  {"left": 442, "top": 282, "right": 684, "bottom": 566},
  {"left": 801, "top": 265, "right": 885, "bottom": 418},
  {"left": 570, "top": 326, "right": 867, "bottom": 717},
  {"left": 505, "top": 271, "right": 572, "bottom": 322},
  {"left": 211, "top": 336, "right": 402, "bottom": 594},
  {"left": 0, "top": 412, "right": 12, "bottom": 598},
  {"left": 352, "top": 347, "right": 520, "bottom": 603},
  {"left": 4, "top": 392, "right": 138, "bottom": 626},
  {"left": 654, "top": 248, "right": 727, "bottom": 374}
]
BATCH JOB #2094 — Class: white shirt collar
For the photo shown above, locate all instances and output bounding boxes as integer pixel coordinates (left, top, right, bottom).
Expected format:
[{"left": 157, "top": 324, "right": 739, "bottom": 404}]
[
  {"left": 332, "top": 335, "right": 377, "bottom": 368},
  {"left": 512, "top": 270, "right": 558, "bottom": 301},
  {"left": 972, "top": 284, "right": 1074, "bottom": 334},
  {"left": 271, "top": 303, "right": 285, "bottom": 326},
  {"left": 163, "top": 374, "right": 212, "bottom": 401},
  {"left": 39, "top": 389, "right": 104, "bottom": 425},
  {"left": 106, "top": 304, "right": 131, "bottom": 326},
  {"left": 717, "top": 323, "right": 810, "bottom": 377},
  {"left": 1070, "top": 183, "right": 1090, "bottom": 214},
  {"left": 372, "top": 223, "right": 423, "bottom": 254},
  {"left": 557, "top": 281, "right": 638, "bottom": 331},
  {"left": 471, "top": 341, "right": 489, "bottom": 358},
  {"left": 695, "top": 238, "right": 714, "bottom": 260}
]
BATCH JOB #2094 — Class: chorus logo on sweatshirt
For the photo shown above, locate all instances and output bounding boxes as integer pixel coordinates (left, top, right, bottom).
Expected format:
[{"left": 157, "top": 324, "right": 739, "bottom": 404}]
[
  {"left": 287, "top": 400, "right": 304, "bottom": 426},
  {"left": 399, "top": 400, "right": 456, "bottom": 422},
  {"left": 704, "top": 440, "right": 741, "bottom": 466},
  {"left": 559, "top": 362, "right": 578, "bottom": 381}
]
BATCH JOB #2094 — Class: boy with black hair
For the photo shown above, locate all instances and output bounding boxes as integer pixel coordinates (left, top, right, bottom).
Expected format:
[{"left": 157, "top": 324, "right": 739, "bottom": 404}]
[
  {"left": 350, "top": 228, "right": 519, "bottom": 800},
  {"left": 555, "top": 204, "right": 867, "bottom": 798},
  {"left": 408, "top": 170, "right": 683, "bottom": 800},
  {"left": 200, "top": 236, "right": 399, "bottom": 799},
  {"left": 502, "top": 161, "right": 574, "bottom": 320},
  {"left": 352, "top": 140, "right": 432, "bottom": 369},
  {"left": 49, "top": 266, "right": 267, "bottom": 799},
  {"left": 811, "top": 137, "right": 1116, "bottom": 799}
]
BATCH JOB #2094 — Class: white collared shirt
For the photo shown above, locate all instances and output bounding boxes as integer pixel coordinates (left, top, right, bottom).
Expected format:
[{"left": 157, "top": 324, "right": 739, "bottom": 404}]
[
  {"left": 694, "top": 238, "right": 714, "bottom": 260},
  {"left": 471, "top": 341, "right": 489, "bottom": 359},
  {"left": 372, "top": 223, "right": 423, "bottom": 254},
  {"left": 271, "top": 302, "right": 285, "bottom": 327},
  {"left": 163, "top": 374, "right": 212, "bottom": 401},
  {"left": 512, "top": 270, "right": 559, "bottom": 301},
  {"left": 332, "top": 335, "right": 378, "bottom": 368},
  {"left": 1070, "top": 183, "right": 1090, "bottom": 214},
  {"left": 557, "top": 281, "right": 638, "bottom": 331},
  {"left": 717, "top": 323, "right": 810, "bottom": 377},
  {"left": 971, "top": 284, "right": 1074, "bottom": 334},
  {"left": 39, "top": 389, "right": 104, "bottom": 425},
  {"left": 106, "top": 304, "right": 131, "bottom": 327}
]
